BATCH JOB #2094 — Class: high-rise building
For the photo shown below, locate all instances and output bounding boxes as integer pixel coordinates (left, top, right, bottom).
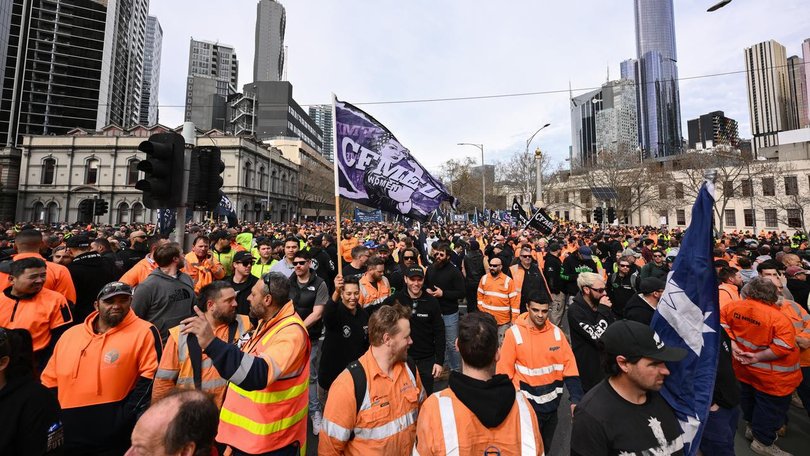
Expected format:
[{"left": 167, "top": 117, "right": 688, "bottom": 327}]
[
  {"left": 254, "top": 0, "right": 286, "bottom": 82},
  {"left": 570, "top": 88, "right": 602, "bottom": 168},
  {"left": 0, "top": 1, "right": 11, "bottom": 89},
  {"left": 1, "top": 0, "right": 108, "bottom": 147},
  {"left": 185, "top": 39, "right": 239, "bottom": 131},
  {"left": 139, "top": 15, "right": 162, "bottom": 126},
  {"left": 95, "top": 0, "right": 150, "bottom": 130},
  {"left": 620, "top": 59, "right": 637, "bottom": 82},
  {"left": 595, "top": 79, "right": 638, "bottom": 156},
  {"left": 686, "top": 111, "right": 739, "bottom": 150},
  {"left": 787, "top": 55, "right": 808, "bottom": 129},
  {"left": 804, "top": 39, "right": 810, "bottom": 127},
  {"left": 229, "top": 81, "right": 322, "bottom": 153},
  {"left": 634, "top": 0, "right": 683, "bottom": 159},
  {"left": 745, "top": 40, "right": 792, "bottom": 152},
  {"left": 308, "top": 105, "right": 333, "bottom": 161}
]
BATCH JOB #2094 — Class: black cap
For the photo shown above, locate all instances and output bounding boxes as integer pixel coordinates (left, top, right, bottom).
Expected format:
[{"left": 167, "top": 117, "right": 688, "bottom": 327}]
[
  {"left": 601, "top": 320, "right": 687, "bottom": 362},
  {"left": 210, "top": 231, "right": 229, "bottom": 241},
  {"left": 404, "top": 266, "right": 425, "bottom": 278},
  {"left": 639, "top": 277, "right": 666, "bottom": 294},
  {"left": 233, "top": 251, "right": 255, "bottom": 263},
  {"left": 97, "top": 281, "right": 133, "bottom": 301},
  {"left": 65, "top": 235, "right": 90, "bottom": 248}
]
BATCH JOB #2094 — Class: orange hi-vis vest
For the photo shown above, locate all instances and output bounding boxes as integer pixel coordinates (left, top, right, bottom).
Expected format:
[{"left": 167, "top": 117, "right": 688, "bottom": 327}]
[
  {"left": 718, "top": 283, "right": 740, "bottom": 309},
  {"left": 119, "top": 255, "right": 157, "bottom": 287},
  {"left": 217, "top": 302, "right": 311, "bottom": 455},
  {"left": 779, "top": 299, "right": 810, "bottom": 367},
  {"left": 359, "top": 275, "right": 391, "bottom": 308},
  {"left": 477, "top": 273, "right": 519, "bottom": 325},
  {"left": 183, "top": 252, "right": 225, "bottom": 293},
  {"left": 414, "top": 388, "right": 543, "bottom": 456},
  {"left": 720, "top": 298, "right": 802, "bottom": 396}
]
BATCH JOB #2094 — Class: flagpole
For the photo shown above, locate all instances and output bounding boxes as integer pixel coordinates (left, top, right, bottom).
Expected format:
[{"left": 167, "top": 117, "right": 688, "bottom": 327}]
[{"left": 332, "top": 93, "right": 342, "bottom": 277}]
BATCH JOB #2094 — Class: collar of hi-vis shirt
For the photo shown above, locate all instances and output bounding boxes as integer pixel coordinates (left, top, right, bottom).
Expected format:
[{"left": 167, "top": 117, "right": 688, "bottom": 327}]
[
  {"left": 364, "top": 348, "right": 406, "bottom": 382},
  {"left": 246, "top": 300, "right": 296, "bottom": 353}
]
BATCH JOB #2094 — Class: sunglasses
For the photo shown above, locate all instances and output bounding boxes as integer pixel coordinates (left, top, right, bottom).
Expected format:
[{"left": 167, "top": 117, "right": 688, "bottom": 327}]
[
  {"left": 619, "top": 264, "right": 631, "bottom": 267},
  {"left": 403, "top": 256, "right": 416, "bottom": 261},
  {"left": 96, "top": 282, "right": 133, "bottom": 300},
  {"left": 237, "top": 261, "right": 253, "bottom": 267},
  {"left": 293, "top": 260, "right": 308, "bottom": 266},
  {"left": 490, "top": 264, "right": 502, "bottom": 268},
  {"left": 588, "top": 287, "right": 606, "bottom": 293},
  {"left": 520, "top": 255, "right": 532, "bottom": 258}
]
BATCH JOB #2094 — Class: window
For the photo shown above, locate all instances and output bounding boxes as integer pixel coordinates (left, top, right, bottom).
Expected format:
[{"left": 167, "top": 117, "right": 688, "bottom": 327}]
[
  {"left": 741, "top": 179, "right": 753, "bottom": 197},
  {"left": 674, "top": 183, "right": 684, "bottom": 200},
  {"left": 744, "top": 209, "right": 755, "bottom": 227},
  {"left": 676, "top": 209, "right": 686, "bottom": 226},
  {"left": 118, "top": 203, "right": 130, "bottom": 224},
  {"left": 785, "top": 176, "right": 799, "bottom": 196},
  {"left": 580, "top": 189, "right": 592, "bottom": 205},
  {"left": 659, "top": 210, "right": 669, "bottom": 226},
  {"left": 131, "top": 203, "right": 144, "bottom": 223},
  {"left": 127, "top": 159, "right": 140, "bottom": 185},
  {"left": 787, "top": 209, "right": 802, "bottom": 228},
  {"left": 724, "top": 209, "right": 736, "bottom": 227},
  {"left": 41, "top": 158, "right": 56, "bottom": 185},
  {"left": 243, "top": 162, "right": 252, "bottom": 189},
  {"left": 563, "top": 191, "right": 569, "bottom": 204},
  {"left": 564, "top": 211, "right": 570, "bottom": 221},
  {"left": 45, "top": 202, "right": 58, "bottom": 224},
  {"left": 259, "top": 166, "right": 266, "bottom": 191},
  {"left": 762, "top": 177, "right": 775, "bottom": 196},
  {"left": 86, "top": 158, "right": 99, "bottom": 185},
  {"left": 271, "top": 170, "right": 278, "bottom": 193},
  {"left": 764, "top": 209, "right": 778, "bottom": 228},
  {"left": 658, "top": 184, "right": 667, "bottom": 199},
  {"left": 723, "top": 181, "right": 734, "bottom": 197},
  {"left": 32, "top": 202, "right": 45, "bottom": 221}
]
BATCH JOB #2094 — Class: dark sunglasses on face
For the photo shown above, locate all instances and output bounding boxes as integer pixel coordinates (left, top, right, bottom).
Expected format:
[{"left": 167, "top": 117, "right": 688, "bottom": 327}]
[
  {"left": 520, "top": 255, "right": 532, "bottom": 258},
  {"left": 237, "top": 261, "right": 253, "bottom": 267},
  {"left": 293, "top": 260, "right": 307, "bottom": 266},
  {"left": 403, "top": 256, "right": 415, "bottom": 261},
  {"left": 588, "top": 287, "right": 606, "bottom": 293}
]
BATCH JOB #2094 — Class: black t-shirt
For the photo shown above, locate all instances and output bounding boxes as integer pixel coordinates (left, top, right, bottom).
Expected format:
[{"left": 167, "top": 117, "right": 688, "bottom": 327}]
[
  {"left": 571, "top": 379, "right": 684, "bottom": 456},
  {"left": 341, "top": 263, "right": 366, "bottom": 281},
  {"left": 226, "top": 274, "right": 259, "bottom": 317},
  {"left": 318, "top": 300, "right": 369, "bottom": 391}
]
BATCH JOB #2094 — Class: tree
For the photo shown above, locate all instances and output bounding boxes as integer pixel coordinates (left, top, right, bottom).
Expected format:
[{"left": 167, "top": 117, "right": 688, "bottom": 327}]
[
  {"left": 495, "top": 146, "right": 555, "bottom": 205},
  {"left": 440, "top": 157, "right": 496, "bottom": 212}
]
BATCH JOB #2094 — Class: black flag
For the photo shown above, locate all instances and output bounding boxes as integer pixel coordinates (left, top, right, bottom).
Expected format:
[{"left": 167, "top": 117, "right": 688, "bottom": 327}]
[
  {"left": 526, "top": 208, "right": 556, "bottom": 235},
  {"left": 511, "top": 197, "right": 529, "bottom": 224}
]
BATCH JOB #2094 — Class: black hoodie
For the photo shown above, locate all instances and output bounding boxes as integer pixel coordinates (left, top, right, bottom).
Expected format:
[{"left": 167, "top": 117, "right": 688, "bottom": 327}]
[
  {"left": 448, "top": 371, "right": 516, "bottom": 428},
  {"left": 0, "top": 374, "right": 63, "bottom": 455}
]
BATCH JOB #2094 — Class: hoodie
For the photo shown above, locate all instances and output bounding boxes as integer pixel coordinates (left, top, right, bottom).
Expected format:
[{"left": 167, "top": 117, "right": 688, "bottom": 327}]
[
  {"left": 567, "top": 292, "right": 615, "bottom": 392},
  {"left": 0, "top": 374, "right": 63, "bottom": 456},
  {"left": 67, "top": 251, "right": 118, "bottom": 324},
  {"left": 131, "top": 268, "right": 197, "bottom": 343},
  {"left": 40, "top": 308, "right": 161, "bottom": 453},
  {"left": 448, "top": 371, "right": 515, "bottom": 428}
]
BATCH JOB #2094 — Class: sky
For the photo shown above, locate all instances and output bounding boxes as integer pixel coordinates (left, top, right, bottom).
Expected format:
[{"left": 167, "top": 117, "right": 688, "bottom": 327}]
[{"left": 149, "top": 0, "right": 810, "bottom": 174}]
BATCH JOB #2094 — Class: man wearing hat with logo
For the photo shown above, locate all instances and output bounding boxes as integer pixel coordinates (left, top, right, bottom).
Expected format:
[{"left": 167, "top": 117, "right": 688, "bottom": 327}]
[
  {"left": 66, "top": 234, "right": 118, "bottom": 325},
  {"left": 571, "top": 320, "right": 687, "bottom": 456},
  {"left": 41, "top": 281, "right": 161, "bottom": 455}
]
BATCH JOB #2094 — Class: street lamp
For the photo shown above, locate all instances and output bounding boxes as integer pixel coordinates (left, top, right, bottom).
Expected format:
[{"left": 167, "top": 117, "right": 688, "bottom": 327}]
[
  {"left": 525, "top": 123, "right": 551, "bottom": 205},
  {"left": 707, "top": 0, "right": 732, "bottom": 12},
  {"left": 457, "top": 143, "right": 485, "bottom": 212}
]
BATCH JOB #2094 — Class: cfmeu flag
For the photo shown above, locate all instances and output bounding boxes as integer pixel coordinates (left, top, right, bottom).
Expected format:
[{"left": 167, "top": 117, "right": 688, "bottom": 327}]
[
  {"left": 334, "top": 98, "right": 457, "bottom": 221},
  {"left": 651, "top": 180, "right": 720, "bottom": 456},
  {"left": 511, "top": 197, "right": 529, "bottom": 225}
]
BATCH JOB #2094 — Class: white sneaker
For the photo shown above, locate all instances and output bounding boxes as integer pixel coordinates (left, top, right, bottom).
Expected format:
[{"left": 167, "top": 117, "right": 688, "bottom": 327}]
[
  {"left": 750, "top": 439, "right": 792, "bottom": 456},
  {"left": 311, "top": 410, "right": 323, "bottom": 436}
]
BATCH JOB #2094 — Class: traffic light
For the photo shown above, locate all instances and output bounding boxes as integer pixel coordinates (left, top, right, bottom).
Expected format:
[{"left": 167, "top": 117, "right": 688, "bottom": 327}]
[
  {"left": 189, "top": 146, "right": 225, "bottom": 211},
  {"left": 78, "top": 200, "right": 93, "bottom": 221},
  {"left": 94, "top": 199, "right": 109, "bottom": 216},
  {"left": 607, "top": 207, "right": 617, "bottom": 223},
  {"left": 135, "top": 132, "right": 185, "bottom": 209},
  {"left": 593, "top": 207, "right": 603, "bottom": 224}
]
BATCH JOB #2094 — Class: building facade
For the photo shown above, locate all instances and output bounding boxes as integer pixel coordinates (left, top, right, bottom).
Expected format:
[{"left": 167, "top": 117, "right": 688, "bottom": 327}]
[
  {"left": 308, "top": 104, "right": 334, "bottom": 161},
  {"left": 745, "top": 40, "right": 792, "bottom": 153},
  {"left": 1, "top": 0, "right": 108, "bottom": 147},
  {"left": 687, "top": 111, "right": 740, "bottom": 150},
  {"left": 265, "top": 136, "right": 335, "bottom": 219},
  {"left": 185, "top": 39, "right": 239, "bottom": 132},
  {"left": 595, "top": 79, "right": 638, "bottom": 156},
  {"left": 254, "top": 0, "right": 286, "bottom": 82},
  {"left": 138, "top": 15, "right": 162, "bottom": 127},
  {"left": 804, "top": 39, "right": 810, "bottom": 128},
  {"left": 570, "top": 88, "right": 602, "bottom": 168},
  {"left": 788, "top": 55, "right": 809, "bottom": 130},
  {"left": 95, "top": 0, "right": 150, "bottom": 130},
  {"left": 11, "top": 126, "right": 299, "bottom": 224},
  {"left": 634, "top": 0, "right": 683, "bottom": 159}
]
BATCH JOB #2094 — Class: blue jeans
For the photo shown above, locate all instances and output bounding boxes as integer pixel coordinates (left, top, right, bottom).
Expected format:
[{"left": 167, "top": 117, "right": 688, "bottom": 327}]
[
  {"left": 442, "top": 312, "right": 460, "bottom": 371},
  {"left": 309, "top": 338, "right": 322, "bottom": 414},
  {"left": 699, "top": 405, "right": 740, "bottom": 456},
  {"left": 739, "top": 381, "right": 791, "bottom": 446}
]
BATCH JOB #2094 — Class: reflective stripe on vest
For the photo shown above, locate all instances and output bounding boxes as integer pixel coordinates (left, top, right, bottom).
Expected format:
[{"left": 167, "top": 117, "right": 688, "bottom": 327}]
[
  {"left": 438, "top": 394, "right": 460, "bottom": 456},
  {"left": 516, "top": 393, "right": 541, "bottom": 456}
]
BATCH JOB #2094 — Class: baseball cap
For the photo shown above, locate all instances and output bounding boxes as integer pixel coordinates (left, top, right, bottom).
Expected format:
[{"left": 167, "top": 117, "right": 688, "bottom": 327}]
[
  {"left": 65, "top": 234, "right": 90, "bottom": 248},
  {"left": 578, "top": 246, "right": 593, "bottom": 260},
  {"left": 97, "top": 281, "right": 133, "bottom": 301},
  {"left": 639, "top": 277, "right": 666, "bottom": 294},
  {"left": 785, "top": 265, "right": 809, "bottom": 277},
  {"left": 234, "top": 251, "right": 255, "bottom": 263},
  {"left": 601, "top": 320, "right": 687, "bottom": 362},
  {"left": 404, "top": 266, "right": 425, "bottom": 278}
]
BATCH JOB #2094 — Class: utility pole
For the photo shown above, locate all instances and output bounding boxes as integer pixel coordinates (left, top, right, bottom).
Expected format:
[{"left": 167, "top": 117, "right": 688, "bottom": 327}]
[{"left": 177, "top": 122, "right": 195, "bottom": 249}]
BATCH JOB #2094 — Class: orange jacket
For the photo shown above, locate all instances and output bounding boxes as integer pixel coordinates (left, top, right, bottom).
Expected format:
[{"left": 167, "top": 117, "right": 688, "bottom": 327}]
[
  {"left": 119, "top": 255, "right": 157, "bottom": 287},
  {"left": 718, "top": 283, "right": 740, "bottom": 309},
  {"left": 720, "top": 298, "right": 802, "bottom": 396},
  {"left": 319, "top": 348, "right": 424, "bottom": 456},
  {"left": 182, "top": 252, "right": 225, "bottom": 293},
  {"left": 0, "top": 252, "right": 77, "bottom": 304},
  {"left": 359, "top": 274, "right": 391, "bottom": 307},
  {"left": 340, "top": 237, "right": 359, "bottom": 264},
  {"left": 40, "top": 308, "right": 160, "bottom": 408},
  {"left": 0, "top": 286, "right": 72, "bottom": 352},
  {"left": 414, "top": 387, "right": 543, "bottom": 456},
  {"left": 779, "top": 300, "right": 810, "bottom": 367},
  {"left": 497, "top": 313, "right": 580, "bottom": 414},
  {"left": 152, "top": 315, "right": 252, "bottom": 407},
  {"left": 477, "top": 273, "right": 519, "bottom": 325},
  {"left": 217, "top": 301, "right": 310, "bottom": 455}
]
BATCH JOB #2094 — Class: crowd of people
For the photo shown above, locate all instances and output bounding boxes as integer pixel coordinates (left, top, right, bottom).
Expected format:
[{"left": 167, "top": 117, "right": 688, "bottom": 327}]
[{"left": 0, "top": 218, "right": 808, "bottom": 455}]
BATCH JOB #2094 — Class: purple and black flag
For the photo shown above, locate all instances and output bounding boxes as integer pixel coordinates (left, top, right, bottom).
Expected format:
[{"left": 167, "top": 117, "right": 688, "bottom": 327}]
[{"left": 334, "top": 98, "right": 457, "bottom": 221}]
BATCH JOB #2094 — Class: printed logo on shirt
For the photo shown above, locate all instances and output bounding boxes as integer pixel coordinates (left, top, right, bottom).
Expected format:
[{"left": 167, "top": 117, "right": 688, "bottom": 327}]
[
  {"left": 307, "top": 286, "right": 316, "bottom": 291},
  {"left": 47, "top": 421, "right": 64, "bottom": 451},
  {"left": 653, "top": 332, "right": 664, "bottom": 349},
  {"left": 617, "top": 417, "right": 684, "bottom": 456},
  {"left": 342, "top": 325, "right": 352, "bottom": 338},
  {"left": 549, "top": 345, "right": 560, "bottom": 352},
  {"left": 237, "top": 331, "right": 252, "bottom": 349},
  {"left": 579, "top": 320, "right": 609, "bottom": 340},
  {"left": 103, "top": 349, "right": 120, "bottom": 364},
  {"left": 311, "top": 258, "right": 320, "bottom": 271}
]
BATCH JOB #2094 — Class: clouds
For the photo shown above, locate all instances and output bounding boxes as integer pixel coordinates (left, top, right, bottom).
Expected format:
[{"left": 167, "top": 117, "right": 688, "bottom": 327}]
[{"left": 149, "top": 0, "right": 809, "bottom": 169}]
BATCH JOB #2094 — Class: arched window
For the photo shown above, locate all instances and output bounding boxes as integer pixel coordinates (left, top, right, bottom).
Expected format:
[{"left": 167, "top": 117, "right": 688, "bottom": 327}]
[
  {"left": 127, "top": 159, "right": 140, "bottom": 185},
  {"left": 243, "top": 162, "right": 252, "bottom": 189},
  {"left": 259, "top": 166, "right": 266, "bottom": 191},
  {"left": 281, "top": 173, "right": 287, "bottom": 195},
  {"left": 118, "top": 202, "right": 130, "bottom": 224},
  {"left": 86, "top": 158, "right": 100, "bottom": 185},
  {"left": 41, "top": 158, "right": 56, "bottom": 185},
  {"left": 271, "top": 169, "right": 278, "bottom": 193},
  {"left": 131, "top": 202, "right": 144, "bottom": 223},
  {"left": 32, "top": 202, "right": 45, "bottom": 221},
  {"left": 46, "top": 202, "right": 58, "bottom": 224}
]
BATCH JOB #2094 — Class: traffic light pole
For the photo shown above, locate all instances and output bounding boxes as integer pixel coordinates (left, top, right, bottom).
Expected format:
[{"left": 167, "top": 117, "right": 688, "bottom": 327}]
[{"left": 175, "top": 122, "right": 195, "bottom": 249}]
